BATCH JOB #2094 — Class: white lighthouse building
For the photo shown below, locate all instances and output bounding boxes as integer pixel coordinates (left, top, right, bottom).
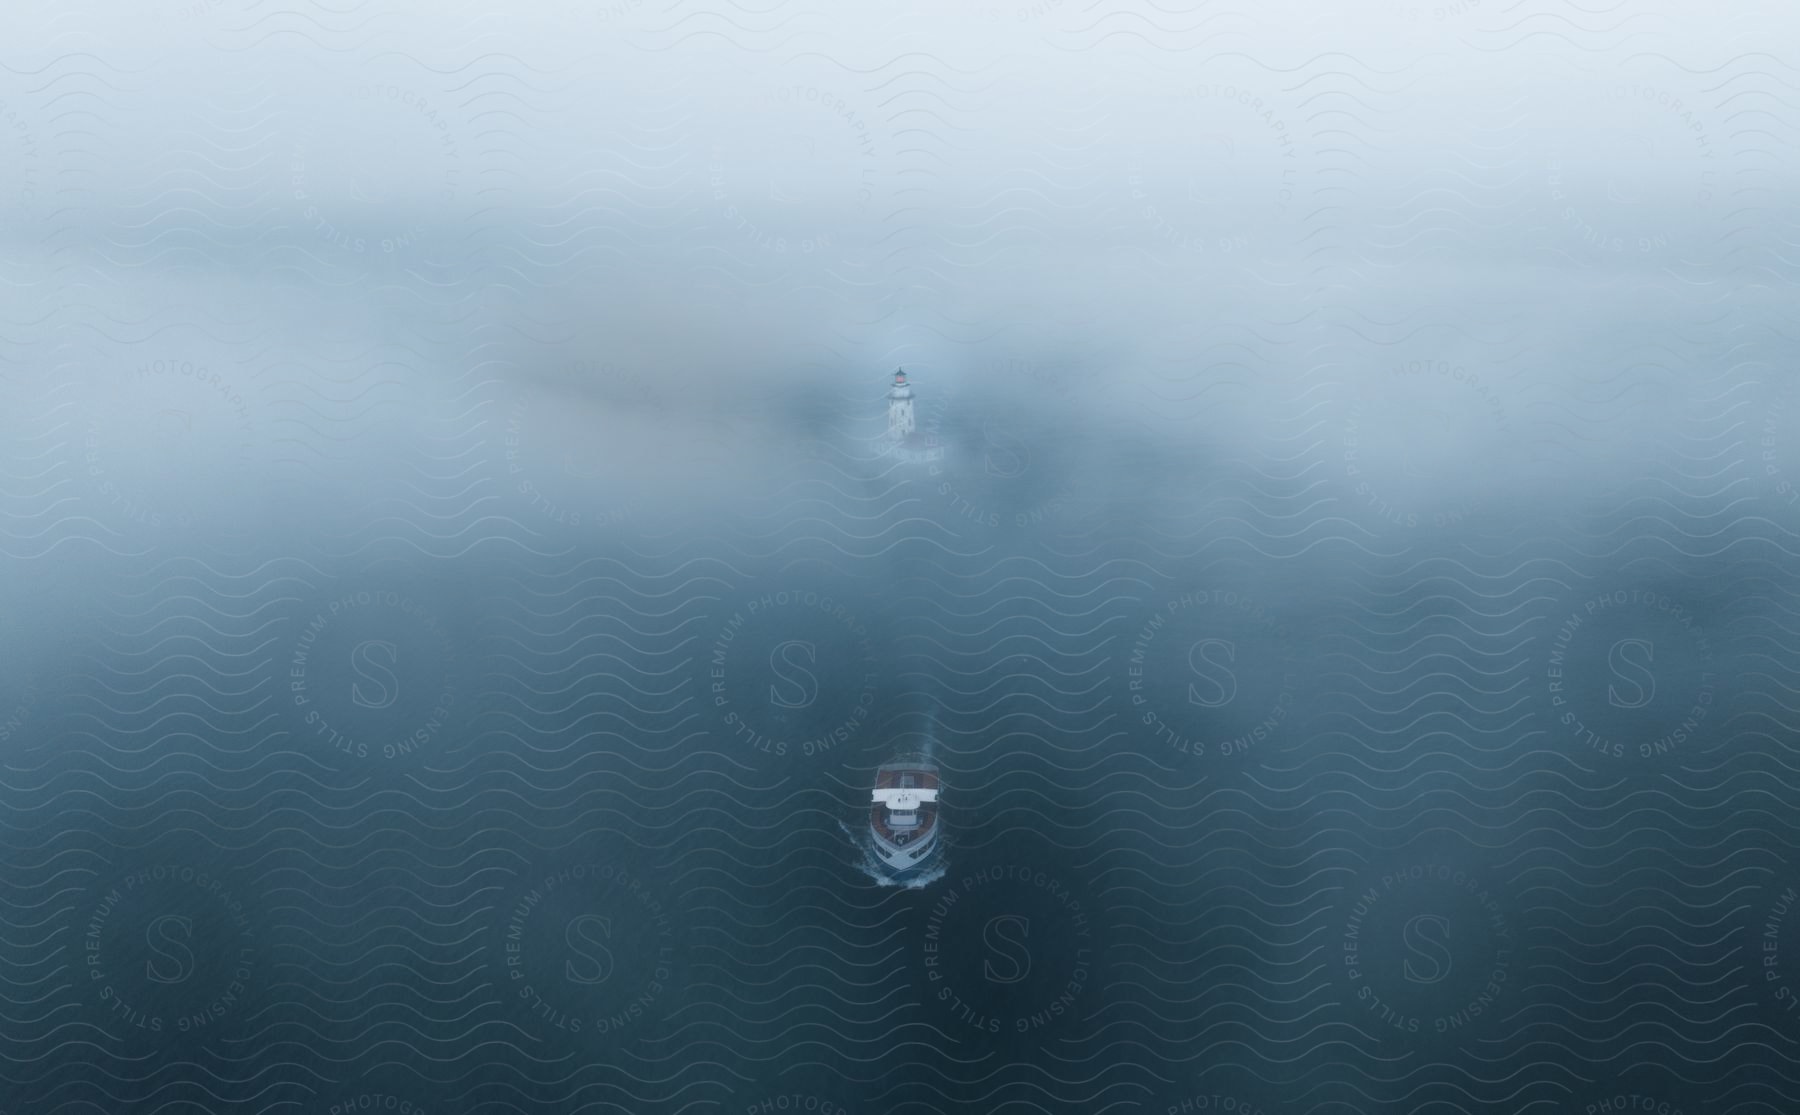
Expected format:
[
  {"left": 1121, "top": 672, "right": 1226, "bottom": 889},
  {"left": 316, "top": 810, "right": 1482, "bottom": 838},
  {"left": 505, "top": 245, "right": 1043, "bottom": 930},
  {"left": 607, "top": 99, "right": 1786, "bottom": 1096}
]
[
  {"left": 878, "top": 367, "right": 943, "bottom": 463},
  {"left": 887, "top": 368, "right": 915, "bottom": 441}
]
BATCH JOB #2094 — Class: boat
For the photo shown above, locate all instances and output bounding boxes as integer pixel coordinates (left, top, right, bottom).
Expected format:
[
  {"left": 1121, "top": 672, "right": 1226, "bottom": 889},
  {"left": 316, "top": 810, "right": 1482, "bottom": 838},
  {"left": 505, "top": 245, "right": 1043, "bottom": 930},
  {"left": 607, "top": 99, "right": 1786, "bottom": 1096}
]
[{"left": 869, "top": 753, "right": 942, "bottom": 876}]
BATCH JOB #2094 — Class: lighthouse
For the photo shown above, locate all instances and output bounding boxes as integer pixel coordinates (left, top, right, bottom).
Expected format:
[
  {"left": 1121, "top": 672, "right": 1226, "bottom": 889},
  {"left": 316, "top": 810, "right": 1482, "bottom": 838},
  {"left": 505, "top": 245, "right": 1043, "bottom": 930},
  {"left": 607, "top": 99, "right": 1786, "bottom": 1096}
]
[
  {"left": 887, "top": 368, "right": 915, "bottom": 441},
  {"left": 879, "top": 367, "right": 942, "bottom": 464}
]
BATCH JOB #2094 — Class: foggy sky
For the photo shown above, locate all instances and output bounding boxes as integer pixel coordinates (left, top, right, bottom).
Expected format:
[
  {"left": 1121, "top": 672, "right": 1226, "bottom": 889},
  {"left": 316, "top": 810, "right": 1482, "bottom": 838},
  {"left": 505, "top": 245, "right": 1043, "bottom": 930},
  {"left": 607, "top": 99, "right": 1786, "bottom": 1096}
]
[{"left": 0, "top": 0, "right": 1789, "bottom": 552}]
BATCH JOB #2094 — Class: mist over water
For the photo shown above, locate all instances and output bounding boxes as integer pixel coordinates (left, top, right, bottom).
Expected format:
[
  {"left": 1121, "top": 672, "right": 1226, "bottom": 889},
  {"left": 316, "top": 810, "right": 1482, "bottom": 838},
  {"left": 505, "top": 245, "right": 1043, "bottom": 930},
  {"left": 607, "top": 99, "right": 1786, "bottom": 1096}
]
[{"left": 1, "top": 2, "right": 1798, "bottom": 1113}]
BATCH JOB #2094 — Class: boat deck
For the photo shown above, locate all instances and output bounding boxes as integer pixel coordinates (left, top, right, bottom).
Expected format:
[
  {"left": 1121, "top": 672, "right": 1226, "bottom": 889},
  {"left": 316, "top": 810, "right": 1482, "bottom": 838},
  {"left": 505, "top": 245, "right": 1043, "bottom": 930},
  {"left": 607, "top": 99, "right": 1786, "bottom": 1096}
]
[{"left": 870, "top": 766, "right": 940, "bottom": 848}]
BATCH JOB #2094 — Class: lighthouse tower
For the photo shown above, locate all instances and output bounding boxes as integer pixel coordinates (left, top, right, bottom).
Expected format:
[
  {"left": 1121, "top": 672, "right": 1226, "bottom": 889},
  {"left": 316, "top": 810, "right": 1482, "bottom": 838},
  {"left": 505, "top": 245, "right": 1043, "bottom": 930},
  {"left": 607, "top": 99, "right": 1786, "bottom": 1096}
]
[{"left": 887, "top": 368, "right": 915, "bottom": 442}]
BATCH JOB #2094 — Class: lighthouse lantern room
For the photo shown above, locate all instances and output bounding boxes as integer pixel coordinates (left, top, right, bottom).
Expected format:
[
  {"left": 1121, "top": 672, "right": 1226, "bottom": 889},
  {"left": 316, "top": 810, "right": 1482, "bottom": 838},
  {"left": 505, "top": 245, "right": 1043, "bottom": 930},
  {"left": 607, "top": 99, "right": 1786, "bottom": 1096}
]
[{"left": 887, "top": 368, "right": 915, "bottom": 441}]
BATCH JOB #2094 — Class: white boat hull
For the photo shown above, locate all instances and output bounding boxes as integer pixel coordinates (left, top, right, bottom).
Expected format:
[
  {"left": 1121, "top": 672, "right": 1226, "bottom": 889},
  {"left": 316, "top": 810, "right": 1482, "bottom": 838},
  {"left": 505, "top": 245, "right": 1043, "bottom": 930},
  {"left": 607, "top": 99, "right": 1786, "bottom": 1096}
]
[{"left": 871, "top": 824, "right": 939, "bottom": 874}]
